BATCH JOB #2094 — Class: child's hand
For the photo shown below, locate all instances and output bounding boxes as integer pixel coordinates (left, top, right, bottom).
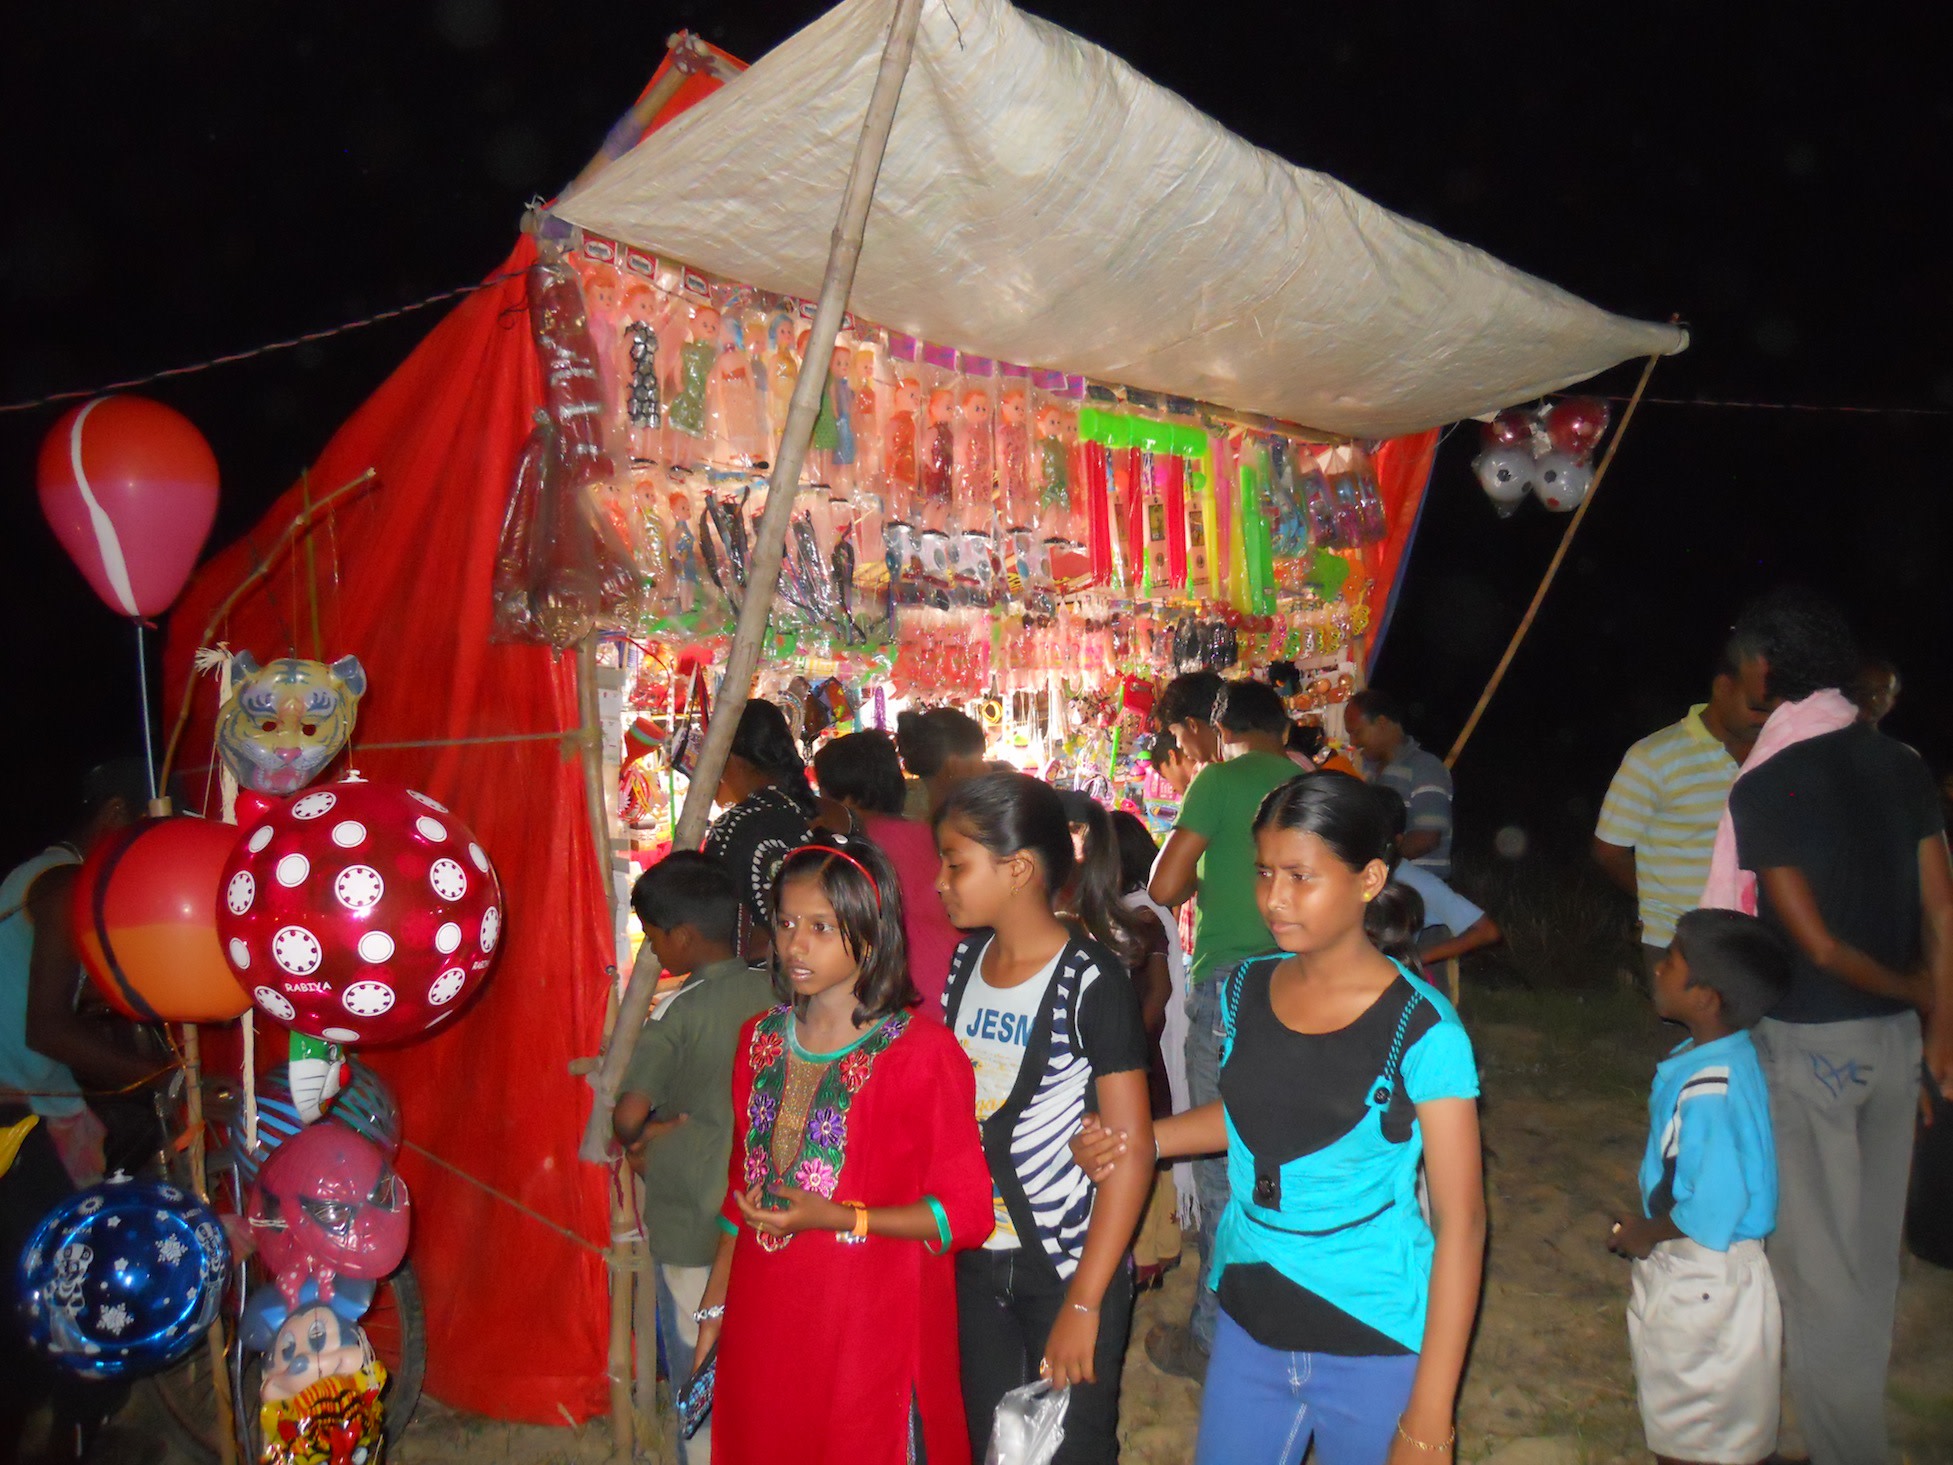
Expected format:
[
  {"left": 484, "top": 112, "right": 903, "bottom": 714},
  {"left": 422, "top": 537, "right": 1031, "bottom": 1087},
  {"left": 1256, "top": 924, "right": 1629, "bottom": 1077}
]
[
  {"left": 1607, "top": 1214, "right": 1662, "bottom": 1260},
  {"left": 1068, "top": 1115, "right": 1128, "bottom": 1183},
  {"left": 1040, "top": 1303, "right": 1100, "bottom": 1390},
  {"left": 735, "top": 1182, "right": 853, "bottom": 1238}
]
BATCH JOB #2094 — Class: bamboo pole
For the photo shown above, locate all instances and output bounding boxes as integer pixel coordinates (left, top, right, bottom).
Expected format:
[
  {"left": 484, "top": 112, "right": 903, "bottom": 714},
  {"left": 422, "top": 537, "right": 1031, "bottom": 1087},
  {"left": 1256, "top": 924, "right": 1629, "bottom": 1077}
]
[
  {"left": 574, "top": 639, "right": 638, "bottom": 1465},
  {"left": 182, "top": 1025, "right": 239, "bottom": 1465},
  {"left": 1443, "top": 352, "right": 1664, "bottom": 770},
  {"left": 578, "top": 0, "right": 926, "bottom": 1161}
]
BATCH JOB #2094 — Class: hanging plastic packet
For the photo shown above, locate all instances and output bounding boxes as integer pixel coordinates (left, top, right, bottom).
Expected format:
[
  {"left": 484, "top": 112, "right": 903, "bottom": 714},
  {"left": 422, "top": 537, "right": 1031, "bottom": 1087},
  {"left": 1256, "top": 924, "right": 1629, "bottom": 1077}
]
[
  {"left": 955, "top": 353, "right": 997, "bottom": 524},
  {"left": 762, "top": 304, "right": 801, "bottom": 448},
  {"left": 984, "top": 1378, "right": 1067, "bottom": 1464},
  {"left": 707, "top": 294, "right": 765, "bottom": 468},
  {"left": 1265, "top": 437, "right": 1308, "bottom": 559},
  {"left": 997, "top": 363, "right": 1034, "bottom": 532},
  {"left": 850, "top": 337, "right": 886, "bottom": 496},
  {"left": 1297, "top": 449, "right": 1337, "bottom": 550},
  {"left": 917, "top": 342, "right": 959, "bottom": 527},
  {"left": 619, "top": 282, "right": 667, "bottom": 459},
  {"left": 827, "top": 335, "right": 860, "bottom": 495},
  {"left": 1349, "top": 446, "right": 1389, "bottom": 543}
]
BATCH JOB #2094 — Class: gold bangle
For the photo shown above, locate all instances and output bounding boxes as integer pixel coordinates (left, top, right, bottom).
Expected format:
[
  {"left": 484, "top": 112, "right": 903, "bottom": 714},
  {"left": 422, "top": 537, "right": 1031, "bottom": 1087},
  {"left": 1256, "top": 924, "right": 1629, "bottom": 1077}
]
[
  {"left": 851, "top": 1202, "right": 870, "bottom": 1240},
  {"left": 1394, "top": 1418, "right": 1455, "bottom": 1453}
]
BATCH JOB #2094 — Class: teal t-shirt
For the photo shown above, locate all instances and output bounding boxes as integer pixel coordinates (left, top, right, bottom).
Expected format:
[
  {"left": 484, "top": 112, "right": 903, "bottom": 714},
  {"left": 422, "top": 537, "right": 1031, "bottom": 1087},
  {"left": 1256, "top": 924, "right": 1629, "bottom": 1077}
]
[
  {"left": 1176, "top": 752, "right": 1298, "bottom": 982},
  {"left": 1210, "top": 960, "right": 1480, "bottom": 1352}
]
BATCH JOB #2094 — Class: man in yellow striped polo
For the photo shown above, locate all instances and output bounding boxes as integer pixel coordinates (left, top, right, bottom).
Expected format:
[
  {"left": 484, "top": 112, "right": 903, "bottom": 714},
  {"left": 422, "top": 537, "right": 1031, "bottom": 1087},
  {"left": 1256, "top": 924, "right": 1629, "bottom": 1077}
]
[{"left": 1593, "top": 665, "right": 1764, "bottom": 984}]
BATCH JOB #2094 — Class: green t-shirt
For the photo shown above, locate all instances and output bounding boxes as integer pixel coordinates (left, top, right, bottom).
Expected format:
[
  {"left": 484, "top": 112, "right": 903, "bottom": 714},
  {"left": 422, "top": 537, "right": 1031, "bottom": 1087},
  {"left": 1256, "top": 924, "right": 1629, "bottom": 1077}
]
[
  {"left": 620, "top": 955, "right": 776, "bottom": 1265},
  {"left": 1177, "top": 752, "right": 1299, "bottom": 982}
]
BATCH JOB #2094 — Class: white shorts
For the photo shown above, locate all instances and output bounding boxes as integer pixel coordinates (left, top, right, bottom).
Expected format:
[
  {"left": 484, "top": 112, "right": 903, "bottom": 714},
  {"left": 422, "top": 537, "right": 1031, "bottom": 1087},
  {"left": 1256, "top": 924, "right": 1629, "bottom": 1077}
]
[{"left": 1627, "top": 1236, "right": 1781, "bottom": 1463}]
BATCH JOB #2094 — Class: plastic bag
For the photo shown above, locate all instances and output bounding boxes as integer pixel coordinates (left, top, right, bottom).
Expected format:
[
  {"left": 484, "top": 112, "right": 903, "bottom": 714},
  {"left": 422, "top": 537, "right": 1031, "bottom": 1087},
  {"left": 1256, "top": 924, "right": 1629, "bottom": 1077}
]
[{"left": 984, "top": 1380, "right": 1067, "bottom": 1465}]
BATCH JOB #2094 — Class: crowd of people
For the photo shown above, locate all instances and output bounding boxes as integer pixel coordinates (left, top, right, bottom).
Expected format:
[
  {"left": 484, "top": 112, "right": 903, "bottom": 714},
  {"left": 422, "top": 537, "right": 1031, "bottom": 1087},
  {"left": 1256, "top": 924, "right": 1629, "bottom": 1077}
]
[
  {"left": 608, "top": 586, "right": 1950, "bottom": 1465},
  {"left": 3, "top": 587, "right": 1949, "bottom": 1465}
]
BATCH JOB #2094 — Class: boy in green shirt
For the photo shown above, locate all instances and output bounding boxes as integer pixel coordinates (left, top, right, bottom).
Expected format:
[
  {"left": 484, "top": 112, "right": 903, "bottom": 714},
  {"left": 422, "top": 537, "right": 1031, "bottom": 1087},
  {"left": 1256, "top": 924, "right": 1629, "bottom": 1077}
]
[
  {"left": 612, "top": 852, "right": 773, "bottom": 1463},
  {"left": 1147, "top": 676, "right": 1301, "bottom": 1373}
]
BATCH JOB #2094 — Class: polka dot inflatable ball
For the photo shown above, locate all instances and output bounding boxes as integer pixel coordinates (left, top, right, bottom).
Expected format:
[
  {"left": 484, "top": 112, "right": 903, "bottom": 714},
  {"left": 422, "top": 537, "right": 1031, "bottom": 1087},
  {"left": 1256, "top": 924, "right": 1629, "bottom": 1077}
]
[{"left": 215, "top": 779, "right": 504, "bottom": 1046}]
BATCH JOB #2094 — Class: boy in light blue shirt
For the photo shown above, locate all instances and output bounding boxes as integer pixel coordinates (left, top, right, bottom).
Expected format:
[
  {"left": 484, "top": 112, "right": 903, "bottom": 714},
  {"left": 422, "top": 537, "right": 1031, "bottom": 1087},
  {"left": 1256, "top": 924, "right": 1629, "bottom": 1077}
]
[{"left": 1607, "top": 908, "right": 1789, "bottom": 1465}]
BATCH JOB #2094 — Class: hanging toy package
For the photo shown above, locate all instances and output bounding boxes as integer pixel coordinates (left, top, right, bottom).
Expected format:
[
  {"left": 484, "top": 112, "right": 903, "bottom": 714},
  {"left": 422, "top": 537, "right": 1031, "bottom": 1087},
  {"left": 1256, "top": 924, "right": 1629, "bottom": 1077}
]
[
  {"left": 707, "top": 297, "right": 765, "bottom": 468},
  {"left": 917, "top": 341, "right": 959, "bottom": 529},
  {"left": 985, "top": 1380, "right": 1068, "bottom": 1465},
  {"left": 491, "top": 245, "right": 641, "bottom": 646}
]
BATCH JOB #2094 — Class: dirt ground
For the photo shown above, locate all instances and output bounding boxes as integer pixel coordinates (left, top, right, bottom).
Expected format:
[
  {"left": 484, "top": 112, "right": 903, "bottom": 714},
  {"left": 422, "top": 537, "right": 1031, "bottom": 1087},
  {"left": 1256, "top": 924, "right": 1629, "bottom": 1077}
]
[{"left": 123, "top": 990, "right": 1952, "bottom": 1465}]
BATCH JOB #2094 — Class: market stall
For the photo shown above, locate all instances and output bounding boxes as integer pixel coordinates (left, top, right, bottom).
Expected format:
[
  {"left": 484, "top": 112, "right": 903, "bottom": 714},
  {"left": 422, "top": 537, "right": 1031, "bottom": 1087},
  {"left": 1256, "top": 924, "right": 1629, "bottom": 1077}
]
[{"left": 156, "top": 0, "right": 1683, "bottom": 1435}]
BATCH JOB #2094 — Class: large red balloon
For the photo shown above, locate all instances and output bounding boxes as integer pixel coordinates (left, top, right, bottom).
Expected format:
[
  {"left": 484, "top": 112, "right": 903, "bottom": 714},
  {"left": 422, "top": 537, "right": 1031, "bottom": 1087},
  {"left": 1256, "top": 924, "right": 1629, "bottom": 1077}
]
[
  {"left": 36, "top": 395, "right": 220, "bottom": 618},
  {"left": 72, "top": 817, "right": 253, "bottom": 1023},
  {"left": 215, "top": 780, "right": 504, "bottom": 1046}
]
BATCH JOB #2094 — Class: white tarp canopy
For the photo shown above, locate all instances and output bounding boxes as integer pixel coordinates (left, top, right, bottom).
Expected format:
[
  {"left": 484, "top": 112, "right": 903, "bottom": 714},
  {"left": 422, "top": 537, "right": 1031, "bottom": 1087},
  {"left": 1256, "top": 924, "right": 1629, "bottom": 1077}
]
[{"left": 558, "top": 0, "right": 1687, "bottom": 440}]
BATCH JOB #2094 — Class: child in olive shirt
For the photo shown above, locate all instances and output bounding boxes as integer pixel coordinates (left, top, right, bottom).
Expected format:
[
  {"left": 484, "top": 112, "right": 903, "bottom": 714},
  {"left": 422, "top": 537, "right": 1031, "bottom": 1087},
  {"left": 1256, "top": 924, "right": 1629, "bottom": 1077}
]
[{"left": 612, "top": 852, "right": 773, "bottom": 1465}]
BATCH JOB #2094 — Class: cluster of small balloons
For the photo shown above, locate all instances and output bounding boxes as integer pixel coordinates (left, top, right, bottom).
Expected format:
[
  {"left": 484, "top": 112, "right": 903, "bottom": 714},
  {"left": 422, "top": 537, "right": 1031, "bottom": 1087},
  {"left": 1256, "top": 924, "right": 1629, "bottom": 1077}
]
[{"left": 1470, "top": 397, "right": 1611, "bottom": 517}]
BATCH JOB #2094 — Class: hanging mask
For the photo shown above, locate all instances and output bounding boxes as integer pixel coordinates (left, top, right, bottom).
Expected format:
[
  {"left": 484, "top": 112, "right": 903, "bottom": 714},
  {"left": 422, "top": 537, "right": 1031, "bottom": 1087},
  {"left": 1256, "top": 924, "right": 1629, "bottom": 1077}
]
[
  {"left": 249, "top": 1126, "right": 410, "bottom": 1305},
  {"left": 216, "top": 653, "right": 367, "bottom": 797}
]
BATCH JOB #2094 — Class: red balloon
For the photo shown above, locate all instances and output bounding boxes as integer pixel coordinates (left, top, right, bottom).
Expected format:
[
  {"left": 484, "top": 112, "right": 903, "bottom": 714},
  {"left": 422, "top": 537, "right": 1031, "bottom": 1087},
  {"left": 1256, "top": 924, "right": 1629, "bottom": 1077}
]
[
  {"left": 215, "top": 780, "right": 504, "bottom": 1046},
  {"left": 72, "top": 817, "right": 253, "bottom": 1023},
  {"left": 1544, "top": 396, "right": 1610, "bottom": 458},
  {"left": 1481, "top": 408, "right": 1536, "bottom": 450},
  {"left": 36, "top": 395, "right": 219, "bottom": 618}
]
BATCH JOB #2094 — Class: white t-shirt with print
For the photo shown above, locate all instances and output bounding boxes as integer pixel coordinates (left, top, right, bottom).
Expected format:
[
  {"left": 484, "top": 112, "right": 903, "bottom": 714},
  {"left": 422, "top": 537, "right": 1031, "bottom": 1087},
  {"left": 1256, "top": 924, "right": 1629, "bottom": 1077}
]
[{"left": 952, "top": 943, "right": 1061, "bottom": 1249}]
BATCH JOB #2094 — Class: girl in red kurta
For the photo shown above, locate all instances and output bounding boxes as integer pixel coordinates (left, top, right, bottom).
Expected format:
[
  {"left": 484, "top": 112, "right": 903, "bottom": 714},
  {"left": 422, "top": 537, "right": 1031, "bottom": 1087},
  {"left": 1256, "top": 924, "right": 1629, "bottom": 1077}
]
[{"left": 695, "top": 838, "right": 993, "bottom": 1464}]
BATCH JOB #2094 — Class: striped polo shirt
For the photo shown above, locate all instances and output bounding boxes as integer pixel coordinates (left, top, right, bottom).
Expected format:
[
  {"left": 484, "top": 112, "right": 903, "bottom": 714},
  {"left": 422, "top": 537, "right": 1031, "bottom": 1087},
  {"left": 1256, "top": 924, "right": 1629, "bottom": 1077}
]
[{"left": 1595, "top": 706, "right": 1740, "bottom": 945}]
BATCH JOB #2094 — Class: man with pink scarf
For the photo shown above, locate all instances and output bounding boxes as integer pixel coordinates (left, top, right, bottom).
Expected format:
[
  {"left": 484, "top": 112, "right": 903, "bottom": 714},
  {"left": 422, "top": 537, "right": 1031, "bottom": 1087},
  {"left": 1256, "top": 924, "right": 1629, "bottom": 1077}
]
[{"left": 1705, "top": 590, "right": 1953, "bottom": 1465}]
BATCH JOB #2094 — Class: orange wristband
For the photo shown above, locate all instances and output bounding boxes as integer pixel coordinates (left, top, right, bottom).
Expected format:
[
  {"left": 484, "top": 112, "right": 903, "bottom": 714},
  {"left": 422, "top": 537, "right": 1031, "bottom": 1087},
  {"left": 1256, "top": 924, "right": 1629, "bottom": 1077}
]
[{"left": 851, "top": 1203, "right": 871, "bottom": 1240}]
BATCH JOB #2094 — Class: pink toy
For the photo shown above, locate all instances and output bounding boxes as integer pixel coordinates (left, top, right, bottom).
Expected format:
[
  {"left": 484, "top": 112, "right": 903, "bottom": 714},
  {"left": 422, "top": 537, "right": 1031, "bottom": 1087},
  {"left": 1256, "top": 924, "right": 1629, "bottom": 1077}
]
[
  {"left": 248, "top": 1125, "right": 409, "bottom": 1305},
  {"left": 998, "top": 389, "right": 1031, "bottom": 525}
]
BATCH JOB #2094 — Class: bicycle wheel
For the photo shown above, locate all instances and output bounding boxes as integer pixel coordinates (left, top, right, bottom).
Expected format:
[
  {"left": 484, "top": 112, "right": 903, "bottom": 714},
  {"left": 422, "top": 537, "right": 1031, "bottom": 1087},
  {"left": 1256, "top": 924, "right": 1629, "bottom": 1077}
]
[{"left": 145, "top": 1261, "right": 427, "bottom": 1464}]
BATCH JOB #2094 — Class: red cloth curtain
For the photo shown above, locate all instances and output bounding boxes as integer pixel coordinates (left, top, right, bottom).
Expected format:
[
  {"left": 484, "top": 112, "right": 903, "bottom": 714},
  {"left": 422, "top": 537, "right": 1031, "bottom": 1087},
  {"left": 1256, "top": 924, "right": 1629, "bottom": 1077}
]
[{"left": 165, "top": 235, "right": 616, "bottom": 1422}]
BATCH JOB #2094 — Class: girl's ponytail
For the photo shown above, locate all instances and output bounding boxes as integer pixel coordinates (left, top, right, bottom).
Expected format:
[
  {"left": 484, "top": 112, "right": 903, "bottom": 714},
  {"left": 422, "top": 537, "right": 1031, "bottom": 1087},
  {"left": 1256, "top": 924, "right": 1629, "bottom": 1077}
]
[
  {"left": 1366, "top": 879, "right": 1426, "bottom": 968},
  {"left": 1068, "top": 802, "right": 1150, "bottom": 967}
]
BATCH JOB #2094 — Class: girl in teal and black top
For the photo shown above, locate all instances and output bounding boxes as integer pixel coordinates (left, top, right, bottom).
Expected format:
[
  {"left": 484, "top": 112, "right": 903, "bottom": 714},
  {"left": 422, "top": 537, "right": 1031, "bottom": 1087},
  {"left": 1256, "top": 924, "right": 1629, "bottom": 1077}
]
[{"left": 1075, "top": 773, "right": 1485, "bottom": 1464}]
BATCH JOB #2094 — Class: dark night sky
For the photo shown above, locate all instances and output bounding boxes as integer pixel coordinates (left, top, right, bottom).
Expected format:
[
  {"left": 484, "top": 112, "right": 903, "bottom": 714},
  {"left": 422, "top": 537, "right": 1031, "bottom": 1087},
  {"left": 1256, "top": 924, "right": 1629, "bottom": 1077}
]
[{"left": 3, "top": 1, "right": 1949, "bottom": 868}]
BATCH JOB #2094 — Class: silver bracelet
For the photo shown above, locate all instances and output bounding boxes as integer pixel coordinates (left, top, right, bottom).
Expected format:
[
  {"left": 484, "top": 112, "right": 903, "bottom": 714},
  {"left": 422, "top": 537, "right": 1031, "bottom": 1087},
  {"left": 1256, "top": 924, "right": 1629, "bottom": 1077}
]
[{"left": 691, "top": 1304, "right": 725, "bottom": 1324}]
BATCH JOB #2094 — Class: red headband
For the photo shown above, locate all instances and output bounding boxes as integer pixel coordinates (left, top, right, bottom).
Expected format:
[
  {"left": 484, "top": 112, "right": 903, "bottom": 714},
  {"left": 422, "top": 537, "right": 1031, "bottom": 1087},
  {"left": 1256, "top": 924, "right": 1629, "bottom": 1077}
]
[{"left": 784, "top": 844, "right": 881, "bottom": 910}]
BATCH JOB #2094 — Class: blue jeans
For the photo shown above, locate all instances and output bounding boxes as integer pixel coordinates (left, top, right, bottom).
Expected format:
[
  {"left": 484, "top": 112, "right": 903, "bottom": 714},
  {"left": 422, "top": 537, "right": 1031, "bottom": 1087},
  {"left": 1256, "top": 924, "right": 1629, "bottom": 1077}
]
[
  {"left": 1184, "top": 976, "right": 1230, "bottom": 1351},
  {"left": 656, "top": 1262, "right": 712, "bottom": 1465},
  {"left": 1196, "top": 1312, "right": 1419, "bottom": 1465}
]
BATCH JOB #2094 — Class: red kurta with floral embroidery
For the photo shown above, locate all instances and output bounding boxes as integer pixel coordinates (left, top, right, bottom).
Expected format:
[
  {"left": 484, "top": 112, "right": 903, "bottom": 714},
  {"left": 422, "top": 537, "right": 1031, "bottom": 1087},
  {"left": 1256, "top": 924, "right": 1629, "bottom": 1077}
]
[{"left": 712, "top": 1007, "right": 993, "bottom": 1464}]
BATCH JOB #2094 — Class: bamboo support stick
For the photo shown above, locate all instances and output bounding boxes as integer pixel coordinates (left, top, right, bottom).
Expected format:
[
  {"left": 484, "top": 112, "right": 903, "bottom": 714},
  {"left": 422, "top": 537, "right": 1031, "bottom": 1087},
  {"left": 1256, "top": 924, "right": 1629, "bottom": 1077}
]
[
  {"left": 1443, "top": 352, "right": 1663, "bottom": 770},
  {"left": 182, "top": 1025, "right": 239, "bottom": 1465},
  {"left": 574, "top": 639, "right": 637, "bottom": 1465},
  {"left": 157, "top": 468, "right": 378, "bottom": 790},
  {"left": 577, "top": 0, "right": 926, "bottom": 1163}
]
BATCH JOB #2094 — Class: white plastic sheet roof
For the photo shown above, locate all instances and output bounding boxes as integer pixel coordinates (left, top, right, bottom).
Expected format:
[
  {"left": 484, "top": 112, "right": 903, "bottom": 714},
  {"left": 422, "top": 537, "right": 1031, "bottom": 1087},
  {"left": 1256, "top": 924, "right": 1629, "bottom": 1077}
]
[{"left": 558, "top": 0, "right": 1688, "bottom": 440}]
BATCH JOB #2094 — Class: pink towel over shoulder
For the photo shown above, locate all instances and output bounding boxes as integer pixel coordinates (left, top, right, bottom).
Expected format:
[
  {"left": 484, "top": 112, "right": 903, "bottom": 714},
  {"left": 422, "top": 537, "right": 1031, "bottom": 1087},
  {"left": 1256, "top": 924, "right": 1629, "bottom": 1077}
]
[{"left": 1698, "top": 689, "right": 1859, "bottom": 913}]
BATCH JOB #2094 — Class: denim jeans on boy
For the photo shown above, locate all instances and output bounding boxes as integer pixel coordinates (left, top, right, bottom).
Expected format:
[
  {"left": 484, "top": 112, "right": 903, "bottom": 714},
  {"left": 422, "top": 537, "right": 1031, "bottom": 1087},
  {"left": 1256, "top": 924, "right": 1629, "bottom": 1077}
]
[
  {"left": 1195, "top": 1311, "right": 1419, "bottom": 1465},
  {"left": 1183, "top": 976, "right": 1230, "bottom": 1352},
  {"left": 655, "top": 1261, "right": 712, "bottom": 1465}
]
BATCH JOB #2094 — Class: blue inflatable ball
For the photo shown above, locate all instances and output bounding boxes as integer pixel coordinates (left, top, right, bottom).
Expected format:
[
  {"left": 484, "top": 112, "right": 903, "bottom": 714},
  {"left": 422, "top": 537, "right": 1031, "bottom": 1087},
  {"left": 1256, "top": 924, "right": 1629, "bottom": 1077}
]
[{"left": 15, "top": 1174, "right": 230, "bottom": 1377}]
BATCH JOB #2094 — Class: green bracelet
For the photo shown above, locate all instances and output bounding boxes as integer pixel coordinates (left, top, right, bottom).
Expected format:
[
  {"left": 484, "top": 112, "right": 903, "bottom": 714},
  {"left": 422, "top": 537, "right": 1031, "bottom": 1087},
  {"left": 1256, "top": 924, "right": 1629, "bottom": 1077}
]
[{"left": 922, "top": 1196, "right": 952, "bottom": 1255}]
